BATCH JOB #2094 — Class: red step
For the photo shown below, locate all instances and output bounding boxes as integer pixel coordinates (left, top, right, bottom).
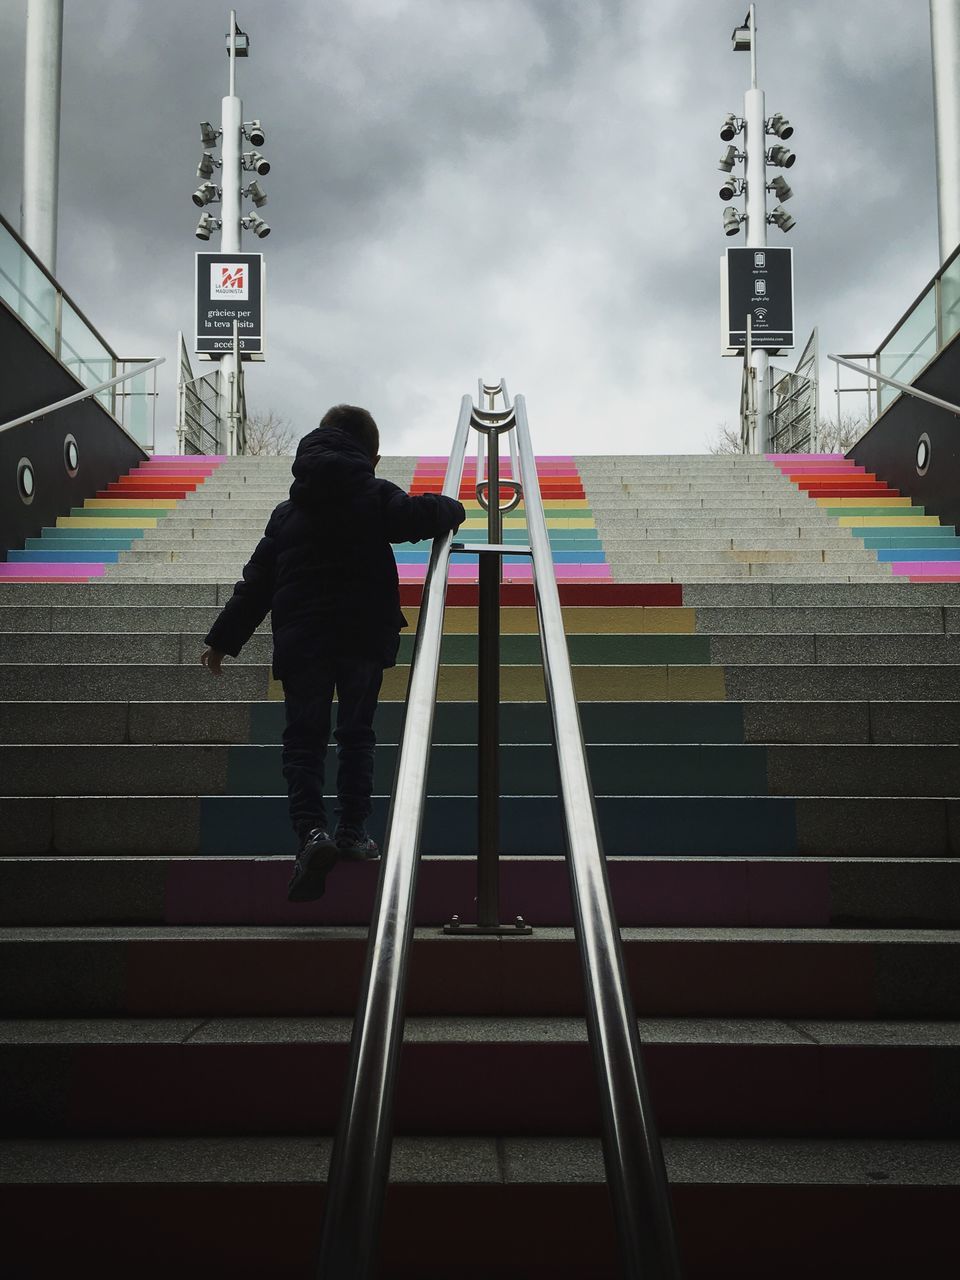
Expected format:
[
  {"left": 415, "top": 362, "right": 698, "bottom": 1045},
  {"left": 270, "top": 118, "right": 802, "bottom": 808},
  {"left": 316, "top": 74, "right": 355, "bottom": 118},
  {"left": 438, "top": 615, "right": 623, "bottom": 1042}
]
[{"left": 399, "top": 582, "right": 683, "bottom": 606}]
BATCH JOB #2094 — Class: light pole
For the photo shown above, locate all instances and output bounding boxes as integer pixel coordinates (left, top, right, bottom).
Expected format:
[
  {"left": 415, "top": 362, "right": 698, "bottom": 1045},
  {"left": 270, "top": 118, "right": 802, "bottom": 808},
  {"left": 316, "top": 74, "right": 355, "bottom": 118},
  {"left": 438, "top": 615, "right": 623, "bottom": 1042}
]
[
  {"left": 21, "top": 0, "right": 64, "bottom": 273},
  {"left": 191, "top": 11, "right": 271, "bottom": 454},
  {"left": 719, "top": 6, "right": 796, "bottom": 453},
  {"left": 930, "top": 0, "right": 960, "bottom": 264}
]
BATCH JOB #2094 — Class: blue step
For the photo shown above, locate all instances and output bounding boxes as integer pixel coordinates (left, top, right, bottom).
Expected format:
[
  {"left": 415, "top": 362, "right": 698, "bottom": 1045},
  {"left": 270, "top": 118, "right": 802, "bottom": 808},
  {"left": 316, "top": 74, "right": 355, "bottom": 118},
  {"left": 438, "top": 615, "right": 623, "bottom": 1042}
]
[
  {"left": 6, "top": 550, "right": 120, "bottom": 564},
  {"left": 875, "top": 548, "right": 960, "bottom": 562}
]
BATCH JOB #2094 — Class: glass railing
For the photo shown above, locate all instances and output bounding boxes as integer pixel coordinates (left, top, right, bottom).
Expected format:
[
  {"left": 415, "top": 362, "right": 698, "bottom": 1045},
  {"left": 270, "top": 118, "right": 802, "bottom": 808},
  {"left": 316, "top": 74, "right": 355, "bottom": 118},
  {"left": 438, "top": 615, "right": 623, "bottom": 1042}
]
[
  {"left": 0, "top": 213, "right": 155, "bottom": 449},
  {"left": 869, "top": 242, "right": 960, "bottom": 415}
]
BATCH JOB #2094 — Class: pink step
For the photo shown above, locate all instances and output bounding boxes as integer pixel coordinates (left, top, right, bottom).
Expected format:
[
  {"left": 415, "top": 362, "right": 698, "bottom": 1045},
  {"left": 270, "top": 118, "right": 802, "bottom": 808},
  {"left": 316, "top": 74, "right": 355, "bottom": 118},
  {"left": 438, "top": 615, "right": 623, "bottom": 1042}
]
[{"left": 0, "top": 563, "right": 105, "bottom": 580}]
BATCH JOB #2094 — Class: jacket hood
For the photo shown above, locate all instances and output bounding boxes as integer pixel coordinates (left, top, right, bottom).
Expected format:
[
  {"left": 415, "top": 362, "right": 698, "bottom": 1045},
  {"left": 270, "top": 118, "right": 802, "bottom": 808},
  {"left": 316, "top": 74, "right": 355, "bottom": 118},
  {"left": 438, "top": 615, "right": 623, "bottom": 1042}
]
[{"left": 289, "top": 427, "right": 375, "bottom": 506}]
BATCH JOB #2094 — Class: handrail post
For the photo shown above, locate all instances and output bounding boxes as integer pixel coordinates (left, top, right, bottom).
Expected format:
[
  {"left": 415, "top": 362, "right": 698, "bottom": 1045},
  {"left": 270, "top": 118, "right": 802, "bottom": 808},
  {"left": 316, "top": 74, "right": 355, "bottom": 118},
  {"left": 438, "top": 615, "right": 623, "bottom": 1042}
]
[
  {"left": 477, "top": 426, "right": 500, "bottom": 928},
  {"left": 445, "top": 384, "right": 531, "bottom": 937}
]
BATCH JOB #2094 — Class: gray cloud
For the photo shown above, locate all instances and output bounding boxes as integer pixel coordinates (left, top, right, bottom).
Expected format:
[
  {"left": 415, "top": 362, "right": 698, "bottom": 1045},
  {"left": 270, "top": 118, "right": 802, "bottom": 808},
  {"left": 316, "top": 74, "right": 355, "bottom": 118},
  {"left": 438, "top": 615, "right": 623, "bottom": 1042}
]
[{"left": 0, "top": 0, "right": 944, "bottom": 454}]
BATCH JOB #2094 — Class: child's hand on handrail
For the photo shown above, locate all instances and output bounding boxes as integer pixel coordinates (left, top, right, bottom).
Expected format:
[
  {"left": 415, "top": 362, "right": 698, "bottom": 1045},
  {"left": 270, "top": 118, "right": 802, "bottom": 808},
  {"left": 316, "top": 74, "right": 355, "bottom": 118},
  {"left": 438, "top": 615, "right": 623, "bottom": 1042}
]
[{"left": 200, "top": 646, "right": 225, "bottom": 676}]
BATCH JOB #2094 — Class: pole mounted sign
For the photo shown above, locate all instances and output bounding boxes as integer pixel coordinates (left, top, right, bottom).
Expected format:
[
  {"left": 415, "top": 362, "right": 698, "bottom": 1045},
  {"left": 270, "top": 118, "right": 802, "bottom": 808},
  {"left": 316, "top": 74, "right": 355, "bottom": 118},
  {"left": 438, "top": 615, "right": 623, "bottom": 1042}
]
[
  {"left": 195, "top": 251, "right": 264, "bottom": 355},
  {"left": 722, "top": 246, "right": 793, "bottom": 352}
]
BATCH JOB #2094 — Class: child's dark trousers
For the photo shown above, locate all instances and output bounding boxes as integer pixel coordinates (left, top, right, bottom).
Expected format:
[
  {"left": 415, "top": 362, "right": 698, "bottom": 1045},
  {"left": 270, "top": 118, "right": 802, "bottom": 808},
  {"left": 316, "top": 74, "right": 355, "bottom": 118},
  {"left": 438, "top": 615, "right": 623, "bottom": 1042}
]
[{"left": 281, "top": 656, "right": 384, "bottom": 840}]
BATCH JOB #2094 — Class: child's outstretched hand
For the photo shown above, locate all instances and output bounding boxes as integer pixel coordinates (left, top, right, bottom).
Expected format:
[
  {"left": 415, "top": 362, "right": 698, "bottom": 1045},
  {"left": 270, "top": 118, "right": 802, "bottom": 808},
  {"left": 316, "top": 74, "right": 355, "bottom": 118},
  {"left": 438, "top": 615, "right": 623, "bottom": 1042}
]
[{"left": 201, "top": 646, "right": 225, "bottom": 676}]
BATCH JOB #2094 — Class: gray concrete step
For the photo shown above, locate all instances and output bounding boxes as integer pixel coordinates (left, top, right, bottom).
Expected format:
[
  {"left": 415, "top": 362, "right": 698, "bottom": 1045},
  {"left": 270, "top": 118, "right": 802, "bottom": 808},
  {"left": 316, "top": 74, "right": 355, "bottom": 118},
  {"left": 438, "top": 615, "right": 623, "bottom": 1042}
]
[
  {"left": 1, "top": 1133, "right": 954, "bottom": 1277},
  {"left": 1, "top": 630, "right": 957, "bottom": 666},
  {"left": 1, "top": 742, "right": 957, "bottom": 798},
  {"left": 2, "top": 698, "right": 959, "bottom": 746},
  {"left": 4, "top": 854, "right": 957, "bottom": 927},
  {"left": 2, "top": 1015, "right": 957, "bottom": 1140},
  {"left": 1, "top": 925, "right": 957, "bottom": 1015},
  {"left": 2, "top": 791, "right": 959, "bottom": 857}
]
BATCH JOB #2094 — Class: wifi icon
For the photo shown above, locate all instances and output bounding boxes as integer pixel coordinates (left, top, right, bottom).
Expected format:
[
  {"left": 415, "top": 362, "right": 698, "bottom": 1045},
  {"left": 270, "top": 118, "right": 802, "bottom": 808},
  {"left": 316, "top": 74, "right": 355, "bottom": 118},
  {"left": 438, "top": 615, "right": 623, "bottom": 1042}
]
[{"left": 755, "top": 307, "right": 768, "bottom": 321}]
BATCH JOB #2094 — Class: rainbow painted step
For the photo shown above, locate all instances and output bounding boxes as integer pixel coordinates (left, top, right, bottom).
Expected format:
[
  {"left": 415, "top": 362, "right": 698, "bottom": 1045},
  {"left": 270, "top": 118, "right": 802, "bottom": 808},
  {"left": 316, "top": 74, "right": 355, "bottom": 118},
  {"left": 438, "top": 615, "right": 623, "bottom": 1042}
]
[
  {"left": 769, "top": 453, "right": 960, "bottom": 582},
  {"left": 0, "top": 456, "right": 225, "bottom": 583},
  {"left": 405, "top": 455, "right": 611, "bottom": 582}
]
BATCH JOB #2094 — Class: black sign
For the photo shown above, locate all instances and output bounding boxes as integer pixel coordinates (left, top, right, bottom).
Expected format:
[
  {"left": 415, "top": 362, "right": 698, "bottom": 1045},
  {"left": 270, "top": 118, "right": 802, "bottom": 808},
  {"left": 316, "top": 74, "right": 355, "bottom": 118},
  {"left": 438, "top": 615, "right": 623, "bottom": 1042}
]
[
  {"left": 195, "top": 252, "right": 264, "bottom": 354},
  {"left": 725, "top": 246, "right": 793, "bottom": 350}
]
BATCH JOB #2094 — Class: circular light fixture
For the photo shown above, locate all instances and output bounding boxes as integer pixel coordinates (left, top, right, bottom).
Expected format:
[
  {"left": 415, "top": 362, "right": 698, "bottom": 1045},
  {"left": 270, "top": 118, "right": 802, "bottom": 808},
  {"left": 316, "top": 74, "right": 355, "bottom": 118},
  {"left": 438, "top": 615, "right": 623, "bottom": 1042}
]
[
  {"left": 64, "top": 434, "right": 79, "bottom": 477},
  {"left": 17, "top": 457, "right": 36, "bottom": 505},
  {"left": 916, "top": 432, "right": 931, "bottom": 476}
]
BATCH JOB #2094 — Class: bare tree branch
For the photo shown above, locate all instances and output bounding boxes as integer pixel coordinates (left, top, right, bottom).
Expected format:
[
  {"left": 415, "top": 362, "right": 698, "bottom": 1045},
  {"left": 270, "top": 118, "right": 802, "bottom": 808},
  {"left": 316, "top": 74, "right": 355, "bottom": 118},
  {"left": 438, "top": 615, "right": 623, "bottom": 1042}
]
[
  {"left": 705, "top": 422, "right": 743, "bottom": 454},
  {"left": 243, "top": 410, "right": 297, "bottom": 456}
]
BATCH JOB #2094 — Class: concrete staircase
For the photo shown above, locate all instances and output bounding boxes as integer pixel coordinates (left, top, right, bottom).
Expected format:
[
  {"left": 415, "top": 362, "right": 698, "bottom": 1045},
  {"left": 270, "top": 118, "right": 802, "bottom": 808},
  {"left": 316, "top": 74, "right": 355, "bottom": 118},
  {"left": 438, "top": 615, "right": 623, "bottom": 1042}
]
[{"left": 1, "top": 452, "right": 959, "bottom": 1277}]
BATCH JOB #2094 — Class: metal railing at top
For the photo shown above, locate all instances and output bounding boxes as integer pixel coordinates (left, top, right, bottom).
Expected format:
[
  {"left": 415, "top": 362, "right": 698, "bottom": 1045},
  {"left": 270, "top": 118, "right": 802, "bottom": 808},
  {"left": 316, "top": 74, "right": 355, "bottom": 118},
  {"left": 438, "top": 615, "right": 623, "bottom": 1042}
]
[
  {"left": 828, "top": 353, "right": 960, "bottom": 419},
  {"left": 0, "top": 357, "right": 165, "bottom": 443},
  {"left": 316, "top": 385, "right": 681, "bottom": 1280},
  {"left": 0, "top": 213, "right": 157, "bottom": 451},
  {"left": 769, "top": 327, "right": 819, "bottom": 454}
]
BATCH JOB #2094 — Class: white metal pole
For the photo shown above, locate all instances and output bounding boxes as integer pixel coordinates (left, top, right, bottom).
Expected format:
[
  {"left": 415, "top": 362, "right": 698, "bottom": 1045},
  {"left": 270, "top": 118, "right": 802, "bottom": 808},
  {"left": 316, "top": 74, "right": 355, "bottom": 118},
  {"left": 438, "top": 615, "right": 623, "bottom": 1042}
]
[
  {"left": 217, "top": 10, "right": 243, "bottom": 453},
  {"left": 21, "top": 0, "right": 64, "bottom": 273},
  {"left": 743, "top": 11, "right": 769, "bottom": 454},
  {"left": 930, "top": 0, "right": 960, "bottom": 263}
]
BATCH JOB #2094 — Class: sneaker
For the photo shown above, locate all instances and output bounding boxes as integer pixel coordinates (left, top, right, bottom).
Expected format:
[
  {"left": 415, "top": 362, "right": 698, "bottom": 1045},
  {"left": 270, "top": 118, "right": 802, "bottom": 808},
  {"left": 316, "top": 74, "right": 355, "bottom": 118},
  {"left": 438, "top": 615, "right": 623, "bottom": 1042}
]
[
  {"left": 287, "top": 828, "right": 338, "bottom": 902},
  {"left": 335, "top": 826, "right": 380, "bottom": 861}
]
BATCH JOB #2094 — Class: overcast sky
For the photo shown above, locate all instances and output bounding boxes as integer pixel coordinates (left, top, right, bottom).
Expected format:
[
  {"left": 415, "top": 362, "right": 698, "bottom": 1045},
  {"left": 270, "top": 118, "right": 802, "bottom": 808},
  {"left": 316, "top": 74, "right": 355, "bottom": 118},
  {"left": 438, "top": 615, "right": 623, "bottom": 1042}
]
[{"left": 0, "top": 0, "right": 942, "bottom": 456}]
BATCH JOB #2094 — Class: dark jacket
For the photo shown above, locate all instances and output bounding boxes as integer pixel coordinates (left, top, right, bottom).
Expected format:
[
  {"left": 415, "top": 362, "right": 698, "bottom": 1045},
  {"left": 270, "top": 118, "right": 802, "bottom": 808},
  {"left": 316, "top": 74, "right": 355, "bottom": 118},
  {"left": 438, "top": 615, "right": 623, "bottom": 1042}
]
[{"left": 204, "top": 427, "right": 465, "bottom": 675}]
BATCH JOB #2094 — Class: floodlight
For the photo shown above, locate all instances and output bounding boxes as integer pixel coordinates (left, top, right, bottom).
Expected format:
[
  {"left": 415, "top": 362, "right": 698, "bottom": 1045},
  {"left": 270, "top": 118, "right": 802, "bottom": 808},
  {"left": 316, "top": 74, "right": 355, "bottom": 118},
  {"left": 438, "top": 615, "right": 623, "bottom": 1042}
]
[
  {"left": 200, "top": 121, "right": 220, "bottom": 146},
  {"left": 723, "top": 207, "right": 743, "bottom": 236},
  {"left": 720, "top": 113, "right": 741, "bottom": 142},
  {"left": 196, "top": 151, "right": 219, "bottom": 179},
  {"left": 769, "top": 204, "right": 796, "bottom": 232},
  {"left": 731, "top": 21, "right": 752, "bottom": 51},
  {"left": 719, "top": 174, "right": 741, "bottom": 201},
  {"left": 243, "top": 150, "right": 271, "bottom": 176},
  {"left": 768, "top": 175, "right": 793, "bottom": 202},
  {"left": 244, "top": 120, "right": 266, "bottom": 146},
  {"left": 195, "top": 214, "right": 221, "bottom": 241},
  {"left": 718, "top": 145, "right": 741, "bottom": 173},
  {"left": 243, "top": 213, "right": 271, "bottom": 239},
  {"left": 767, "top": 145, "right": 795, "bottom": 169},
  {"left": 192, "top": 181, "right": 220, "bottom": 207},
  {"left": 768, "top": 113, "right": 794, "bottom": 139},
  {"left": 244, "top": 180, "right": 268, "bottom": 208}
]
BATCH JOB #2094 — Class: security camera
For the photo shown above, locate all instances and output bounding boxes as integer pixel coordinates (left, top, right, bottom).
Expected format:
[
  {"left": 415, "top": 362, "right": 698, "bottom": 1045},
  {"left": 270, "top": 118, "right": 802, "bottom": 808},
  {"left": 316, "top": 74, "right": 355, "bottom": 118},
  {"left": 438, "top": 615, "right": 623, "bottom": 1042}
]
[
  {"left": 768, "top": 145, "right": 796, "bottom": 169},
  {"left": 244, "top": 180, "right": 268, "bottom": 208},
  {"left": 192, "top": 181, "right": 221, "bottom": 207},
  {"left": 769, "top": 204, "right": 796, "bottom": 232},
  {"left": 718, "top": 145, "right": 741, "bottom": 173},
  {"left": 768, "top": 175, "right": 793, "bottom": 202},
  {"left": 200, "top": 121, "right": 220, "bottom": 146},
  {"left": 195, "top": 213, "right": 221, "bottom": 241},
  {"left": 197, "top": 151, "right": 221, "bottom": 179},
  {"left": 719, "top": 174, "right": 741, "bottom": 201},
  {"left": 768, "top": 113, "right": 794, "bottom": 140},
  {"left": 720, "top": 113, "right": 740, "bottom": 142},
  {"left": 243, "top": 150, "right": 270, "bottom": 176},
  {"left": 723, "top": 207, "right": 742, "bottom": 237},
  {"left": 243, "top": 213, "right": 271, "bottom": 239},
  {"left": 244, "top": 119, "right": 266, "bottom": 146}
]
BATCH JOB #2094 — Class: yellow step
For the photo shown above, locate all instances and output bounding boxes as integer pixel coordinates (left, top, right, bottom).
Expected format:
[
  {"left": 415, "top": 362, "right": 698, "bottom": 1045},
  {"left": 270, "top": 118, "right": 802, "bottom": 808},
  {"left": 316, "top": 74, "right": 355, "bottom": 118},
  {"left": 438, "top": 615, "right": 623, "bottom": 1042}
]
[
  {"left": 814, "top": 496, "right": 912, "bottom": 508},
  {"left": 836, "top": 516, "right": 940, "bottom": 528},
  {"left": 402, "top": 606, "right": 696, "bottom": 635},
  {"left": 268, "top": 664, "right": 725, "bottom": 702}
]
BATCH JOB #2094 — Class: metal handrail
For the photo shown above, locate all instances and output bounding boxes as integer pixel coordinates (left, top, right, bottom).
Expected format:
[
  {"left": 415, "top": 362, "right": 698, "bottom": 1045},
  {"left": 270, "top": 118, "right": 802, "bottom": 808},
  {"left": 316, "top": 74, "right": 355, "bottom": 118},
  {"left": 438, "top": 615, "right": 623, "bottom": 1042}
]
[
  {"left": 513, "top": 394, "right": 682, "bottom": 1279},
  {"left": 827, "top": 353, "right": 960, "bottom": 418},
  {"left": 0, "top": 357, "right": 165, "bottom": 436},
  {"left": 316, "top": 394, "right": 473, "bottom": 1279}
]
